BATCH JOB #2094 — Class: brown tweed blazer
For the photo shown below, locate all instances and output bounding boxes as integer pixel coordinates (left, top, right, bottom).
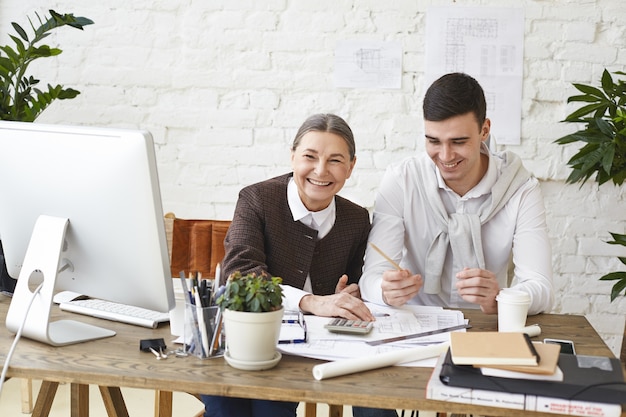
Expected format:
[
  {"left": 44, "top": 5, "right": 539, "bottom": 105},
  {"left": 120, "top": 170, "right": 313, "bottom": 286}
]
[{"left": 221, "top": 173, "right": 371, "bottom": 296}]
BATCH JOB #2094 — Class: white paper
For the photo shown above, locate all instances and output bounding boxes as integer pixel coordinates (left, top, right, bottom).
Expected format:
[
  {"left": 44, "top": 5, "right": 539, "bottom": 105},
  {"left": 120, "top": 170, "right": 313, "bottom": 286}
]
[
  {"left": 334, "top": 40, "right": 402, "bottom": 89},
  {"left": 278, "top": 303, "right": 467, "bottom": 367},
  {"left": 425, "top": 6, "right": 524, "bottom": 145}
]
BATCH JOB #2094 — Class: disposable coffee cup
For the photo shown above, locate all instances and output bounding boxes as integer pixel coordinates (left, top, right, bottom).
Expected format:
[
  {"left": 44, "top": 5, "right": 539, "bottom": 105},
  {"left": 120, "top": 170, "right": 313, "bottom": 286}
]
[
  {"left": 496, "top": 288, "right": 531, "bottom": 332},
  {"left": 169, "top": 278, "right": 186, "bottom": 336}
]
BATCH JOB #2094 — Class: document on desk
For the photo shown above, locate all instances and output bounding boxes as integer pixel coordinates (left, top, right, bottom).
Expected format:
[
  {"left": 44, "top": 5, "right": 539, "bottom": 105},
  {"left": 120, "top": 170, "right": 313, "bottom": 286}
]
[{"left": 278, "top": 303, "right": 467, "bottom": 367}]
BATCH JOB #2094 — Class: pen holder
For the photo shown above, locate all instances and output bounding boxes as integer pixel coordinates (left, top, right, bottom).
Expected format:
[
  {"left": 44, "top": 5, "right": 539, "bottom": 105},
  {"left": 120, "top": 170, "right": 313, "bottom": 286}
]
[{"left": 184, "top": 303, "right": 224, "bottom": 359}]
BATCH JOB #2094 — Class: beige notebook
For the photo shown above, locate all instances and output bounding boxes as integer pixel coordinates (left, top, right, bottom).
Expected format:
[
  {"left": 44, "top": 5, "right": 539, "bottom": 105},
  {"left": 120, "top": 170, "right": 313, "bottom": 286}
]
[
  {"left": 450, "top": 331, "right": 540, "bottom": 366},
  {"left": 476, "top": 342, "right": 561, "bottom": 375}
]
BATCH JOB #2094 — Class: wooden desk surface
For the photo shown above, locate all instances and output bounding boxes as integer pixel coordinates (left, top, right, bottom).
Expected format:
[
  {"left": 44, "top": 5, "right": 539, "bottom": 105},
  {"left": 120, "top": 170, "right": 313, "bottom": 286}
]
[{"left": 0, "top": 294, "right": 623, "bottom": 416}]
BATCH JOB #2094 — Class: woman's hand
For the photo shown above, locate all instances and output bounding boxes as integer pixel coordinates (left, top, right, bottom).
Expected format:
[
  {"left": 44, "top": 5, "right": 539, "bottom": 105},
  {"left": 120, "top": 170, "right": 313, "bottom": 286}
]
[
  {"left": 299, "top": 291, "right": 375, "bottom": 321},
  {"left": 335, "top": 274, "right": 361, "bottom": 298}
]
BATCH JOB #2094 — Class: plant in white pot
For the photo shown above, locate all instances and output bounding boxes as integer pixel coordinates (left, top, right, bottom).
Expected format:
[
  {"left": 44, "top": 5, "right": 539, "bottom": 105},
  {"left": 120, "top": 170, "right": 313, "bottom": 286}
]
[{"left": 215, "top": 271, "right": 284, "bottom": 370}]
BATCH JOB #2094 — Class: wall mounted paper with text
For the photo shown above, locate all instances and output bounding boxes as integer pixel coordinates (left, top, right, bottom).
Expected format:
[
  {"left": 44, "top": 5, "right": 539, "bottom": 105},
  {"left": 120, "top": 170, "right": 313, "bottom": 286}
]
[
  {"left": 334, "top": 40, "right": 402, "bottom": 89},
  {"left": 425, "top": 6, "right": 524, "bottom": 145}
]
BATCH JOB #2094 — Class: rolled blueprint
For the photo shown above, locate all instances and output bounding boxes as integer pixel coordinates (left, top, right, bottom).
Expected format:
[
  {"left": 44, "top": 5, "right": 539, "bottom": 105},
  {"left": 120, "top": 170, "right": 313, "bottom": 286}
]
[{"left": 312, "top": 342, "right": 449, "bottom": 380}]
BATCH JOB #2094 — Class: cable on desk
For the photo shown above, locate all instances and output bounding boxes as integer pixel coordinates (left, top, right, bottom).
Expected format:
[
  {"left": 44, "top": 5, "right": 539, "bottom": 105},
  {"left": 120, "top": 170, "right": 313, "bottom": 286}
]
[{"left": 0, "top": 283, "right": 43, "bottom": 399}]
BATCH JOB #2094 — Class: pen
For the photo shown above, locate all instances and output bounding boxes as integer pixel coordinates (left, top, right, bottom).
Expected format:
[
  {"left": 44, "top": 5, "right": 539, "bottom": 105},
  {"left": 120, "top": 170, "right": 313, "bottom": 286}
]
[
  {"left": 369, "top": 242, "right": 402, "bottom": 271},
  {"left": 278, "top": 339, "right": 306, "bottom": 344},
  {"left": 209, "top": 308, "right": 222, "bottom": 356},
  {"left": 194, "top": 290, "right": 210, "bottom": 356}
]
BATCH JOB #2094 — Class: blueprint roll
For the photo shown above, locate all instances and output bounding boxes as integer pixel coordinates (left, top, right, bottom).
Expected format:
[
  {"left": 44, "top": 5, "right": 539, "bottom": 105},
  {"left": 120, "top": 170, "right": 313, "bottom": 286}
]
[{"left": 312, "top": 342, "right": 449, "bottom": 381}]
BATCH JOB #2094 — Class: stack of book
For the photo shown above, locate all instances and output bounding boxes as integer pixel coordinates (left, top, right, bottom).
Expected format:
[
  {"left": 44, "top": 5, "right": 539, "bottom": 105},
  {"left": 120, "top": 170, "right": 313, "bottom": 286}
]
[{"left": 426, "top": 332, "right": 625, "bottom": 417}]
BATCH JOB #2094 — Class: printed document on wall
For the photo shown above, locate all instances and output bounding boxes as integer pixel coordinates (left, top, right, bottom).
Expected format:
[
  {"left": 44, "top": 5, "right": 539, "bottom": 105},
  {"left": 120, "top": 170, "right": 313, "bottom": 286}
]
[
  {"left": 334, "top": 40, "right": 402, "bottom": 89},
  {"left": 425, "top": 7, "right": 524, "bottom": 145}
]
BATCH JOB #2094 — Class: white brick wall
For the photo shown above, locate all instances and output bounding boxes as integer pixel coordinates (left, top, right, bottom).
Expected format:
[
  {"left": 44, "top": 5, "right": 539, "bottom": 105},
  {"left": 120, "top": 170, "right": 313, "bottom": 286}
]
[{"left": 1, "top": 0, "right": 624, "bottom": 356}]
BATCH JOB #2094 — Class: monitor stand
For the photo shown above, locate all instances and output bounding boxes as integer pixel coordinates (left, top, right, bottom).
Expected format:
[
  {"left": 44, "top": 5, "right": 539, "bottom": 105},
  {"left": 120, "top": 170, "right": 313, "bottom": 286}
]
[{"left": 5, "top": 215, "right": 116, "bottom": 346}]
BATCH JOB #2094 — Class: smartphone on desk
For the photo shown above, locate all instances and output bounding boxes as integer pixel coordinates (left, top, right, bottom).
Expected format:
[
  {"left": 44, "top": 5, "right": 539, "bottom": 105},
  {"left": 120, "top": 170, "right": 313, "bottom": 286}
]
[{"left": 544, "top": 338, "right": 576, "bottom": 354}]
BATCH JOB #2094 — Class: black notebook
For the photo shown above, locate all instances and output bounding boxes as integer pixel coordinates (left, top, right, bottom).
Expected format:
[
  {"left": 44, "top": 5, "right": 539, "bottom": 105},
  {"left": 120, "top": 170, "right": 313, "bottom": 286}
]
[{"left": 439, "top": 348, "right": 626, "bottom": 404}]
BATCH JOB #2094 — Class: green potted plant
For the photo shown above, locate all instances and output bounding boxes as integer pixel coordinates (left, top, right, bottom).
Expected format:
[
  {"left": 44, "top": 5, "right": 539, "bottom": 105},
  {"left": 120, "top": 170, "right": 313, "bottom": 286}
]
[
  {"left": 0, "top": 9, "right": 93, "bottom": 121},
  {"left": 216, "top": 271, "right": 284, "bottom": 370},
  {"left": 0, "top": 9, "right": 93, "bottom": 295},
  {"left": 554, "top": 69, "right": 626, "bottom": 301}
]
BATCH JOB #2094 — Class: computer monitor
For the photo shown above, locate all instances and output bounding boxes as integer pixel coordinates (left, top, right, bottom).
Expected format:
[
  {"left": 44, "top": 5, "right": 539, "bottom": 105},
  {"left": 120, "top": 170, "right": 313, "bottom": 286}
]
[{"left": 0, "top": 121, "right": 174, "bottom": 346}]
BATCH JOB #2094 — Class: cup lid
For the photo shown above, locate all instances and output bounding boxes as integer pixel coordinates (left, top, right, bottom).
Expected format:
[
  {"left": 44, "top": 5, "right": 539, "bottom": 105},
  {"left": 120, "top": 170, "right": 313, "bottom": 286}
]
[{"left": 496, "top": 288, "right": 530, "bottom": 303}]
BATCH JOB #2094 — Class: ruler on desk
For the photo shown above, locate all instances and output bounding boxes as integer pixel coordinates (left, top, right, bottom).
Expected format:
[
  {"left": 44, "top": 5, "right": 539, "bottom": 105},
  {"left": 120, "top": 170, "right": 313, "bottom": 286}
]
[{"left": 366, "top": 323, "right": 471, "bottom": 346}]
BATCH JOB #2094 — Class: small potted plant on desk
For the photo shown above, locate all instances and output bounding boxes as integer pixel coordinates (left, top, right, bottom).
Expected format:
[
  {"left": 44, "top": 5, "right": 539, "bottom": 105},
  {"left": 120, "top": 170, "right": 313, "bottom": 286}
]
[{"left": 215, "top": 271, "right": 284, "bottom": 370}]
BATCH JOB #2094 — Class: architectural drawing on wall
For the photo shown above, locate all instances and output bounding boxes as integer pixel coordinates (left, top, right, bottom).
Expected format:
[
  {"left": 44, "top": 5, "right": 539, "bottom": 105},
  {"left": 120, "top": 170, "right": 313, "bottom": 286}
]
[
  {"left": 425, "top": 7, "right": 524, "bottom": 145},
  {"left": 334, "top": 40, "right": 402, "bottom": 89},
  {"left": 355, "top": 48, "right": 382, "bottom": 74}
]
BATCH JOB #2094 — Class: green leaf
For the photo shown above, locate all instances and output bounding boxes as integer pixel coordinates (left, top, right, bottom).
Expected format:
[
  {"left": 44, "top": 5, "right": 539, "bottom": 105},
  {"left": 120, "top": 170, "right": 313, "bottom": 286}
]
[
  {"left": 600, "top": 69, "right": 615, "bottom": 95},
  {"left": 599, "top": 271, "right": 626, "bottom": 281},
  {"left": 600, "top": 143, "right": 615, "bottom": 174},
  {"left": 9, "top": 35, "right": 26, "bottom": 55},
  {"left": 572, "top": 83, "right": 606, "bottom": 99},
  {"left": 568, "top": 94, "right": 603, "bottom": 103},
  {"left": 0, "top": 45, "right": 19, "bottom": 62},
  {"left": 610, "top": 167, "right": 626, "bottom": 185},
  {"left": 598, "top": 272, "right": 626, "bottom": 301},
  {"left": 607, "top": 232, "right": 626, "bottom": 245},
  {"left": 11, "top": 22, "right": 28, "bottom": 42},
  {"left": 564, "top": 103, "right": 607, "bottom": 122}
]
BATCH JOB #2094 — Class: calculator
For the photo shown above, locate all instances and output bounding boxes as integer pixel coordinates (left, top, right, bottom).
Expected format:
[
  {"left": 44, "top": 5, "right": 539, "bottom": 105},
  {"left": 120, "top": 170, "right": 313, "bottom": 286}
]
[{"left": 324, "top": 318, "right": 374, "bottom": 335}]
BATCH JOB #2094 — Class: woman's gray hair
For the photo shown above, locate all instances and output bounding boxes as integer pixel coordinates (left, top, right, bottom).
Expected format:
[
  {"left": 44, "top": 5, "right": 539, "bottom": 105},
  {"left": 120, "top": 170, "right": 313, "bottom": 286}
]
[{"left": 291, "top": 113, "right": 356, "bottom": 160}]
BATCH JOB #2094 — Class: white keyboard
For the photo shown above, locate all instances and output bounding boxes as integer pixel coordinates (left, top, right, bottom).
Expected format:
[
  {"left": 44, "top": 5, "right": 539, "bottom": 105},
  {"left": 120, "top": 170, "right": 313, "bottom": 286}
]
[{"left": 59, "top": 298, "right": 170, "bottom": 329}]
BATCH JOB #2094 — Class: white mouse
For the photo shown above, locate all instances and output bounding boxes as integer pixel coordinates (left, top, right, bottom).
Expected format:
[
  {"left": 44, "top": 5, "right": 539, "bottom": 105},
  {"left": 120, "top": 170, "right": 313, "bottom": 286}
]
[{"left": 52, "top": 290, "right": 89, "bottom": 304}]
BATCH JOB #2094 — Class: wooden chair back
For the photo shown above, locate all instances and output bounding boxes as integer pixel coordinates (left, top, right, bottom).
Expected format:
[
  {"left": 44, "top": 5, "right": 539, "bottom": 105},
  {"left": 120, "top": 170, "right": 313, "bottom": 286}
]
[{"left": 164, "top": 212, "right": 230, "bottom": 279}]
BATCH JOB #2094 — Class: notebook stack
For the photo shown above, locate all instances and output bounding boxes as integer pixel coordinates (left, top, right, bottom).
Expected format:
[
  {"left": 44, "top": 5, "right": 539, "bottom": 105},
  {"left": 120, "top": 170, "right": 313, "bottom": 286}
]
[{"left": 426, "top": 332, "right": 625, "bottom": 416}]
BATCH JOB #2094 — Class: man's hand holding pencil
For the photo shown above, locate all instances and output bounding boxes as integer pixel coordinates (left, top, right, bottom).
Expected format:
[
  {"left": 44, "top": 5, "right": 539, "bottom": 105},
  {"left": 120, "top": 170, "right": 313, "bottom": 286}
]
[{"left": 369, "top": 243, "right": 423, "bottom": 307}]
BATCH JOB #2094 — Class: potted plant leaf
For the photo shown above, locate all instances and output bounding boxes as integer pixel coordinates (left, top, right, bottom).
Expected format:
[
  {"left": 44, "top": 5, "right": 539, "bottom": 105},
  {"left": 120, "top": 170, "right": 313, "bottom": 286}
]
[
  {"left": 0, "top": 9, "right": 93, "bottom": 295},
  {"left": 554, "top": 69, "right": 626, "bottom": 301},
  {"left": 215, "top": 271, "right": 284, "bottom": 370}
]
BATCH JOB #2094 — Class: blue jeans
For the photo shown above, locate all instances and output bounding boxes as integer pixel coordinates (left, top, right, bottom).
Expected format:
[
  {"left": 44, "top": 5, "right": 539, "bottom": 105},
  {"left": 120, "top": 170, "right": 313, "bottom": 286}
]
[
  {"left": 201, "top": 395, "right": 298, "bottom": 417},
  {"left": 201, "top": 395, "right": 397, "bottom": 417},
  {"left": 353, "top": 406, "right": 398, "bottom": 417}
]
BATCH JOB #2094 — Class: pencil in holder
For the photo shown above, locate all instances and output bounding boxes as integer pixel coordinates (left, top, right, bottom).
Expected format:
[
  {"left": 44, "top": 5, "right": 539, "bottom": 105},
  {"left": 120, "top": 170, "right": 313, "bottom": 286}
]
[{"left": 184, "top": 302, "right": 224, "bottom": 359}]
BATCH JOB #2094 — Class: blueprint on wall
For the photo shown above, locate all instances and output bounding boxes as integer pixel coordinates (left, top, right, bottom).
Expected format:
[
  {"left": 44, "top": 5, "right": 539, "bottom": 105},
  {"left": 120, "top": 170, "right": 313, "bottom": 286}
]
[{"left": 425, "top": 6, "right": 524, "bottom": 145}]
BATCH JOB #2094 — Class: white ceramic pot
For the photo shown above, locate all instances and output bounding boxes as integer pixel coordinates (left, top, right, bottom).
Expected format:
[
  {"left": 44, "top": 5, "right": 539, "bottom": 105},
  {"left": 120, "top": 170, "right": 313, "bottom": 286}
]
[{"left": 222, "top": 306, "right": 283, "bottom": 367}]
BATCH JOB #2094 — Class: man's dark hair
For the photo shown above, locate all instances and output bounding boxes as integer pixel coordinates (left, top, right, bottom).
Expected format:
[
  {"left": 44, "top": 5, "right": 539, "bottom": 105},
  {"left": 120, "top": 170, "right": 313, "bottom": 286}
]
[{"left": 423, "top": 72, "right": 487, "bottom": 127}]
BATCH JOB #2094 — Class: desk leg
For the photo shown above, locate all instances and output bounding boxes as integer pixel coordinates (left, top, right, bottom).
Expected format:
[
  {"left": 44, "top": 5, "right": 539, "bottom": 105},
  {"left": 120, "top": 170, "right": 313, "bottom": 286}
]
[
  {"left": 98, "top": 386, "right": 130, "bottom": 417},
  {"left": 32, "top": 380, "right": 59, "bottom": 417},
  {"left": 154, "top": 389, "right": 173, "bottom": 417},
  {"left": 328, "top": 404, "right": 343, "bottom": 417},
  {"left": 71, "top": 383, "right": 89, "bottom": 417},
  {"left": 304, "top": 402, "right": 317, "bottom": 417},
  {"left": 20, "top": 378, "right": 34, "bottom": 413}
]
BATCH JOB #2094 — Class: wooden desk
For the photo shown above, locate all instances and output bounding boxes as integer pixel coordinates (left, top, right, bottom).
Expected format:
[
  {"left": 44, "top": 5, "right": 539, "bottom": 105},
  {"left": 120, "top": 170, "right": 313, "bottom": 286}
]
[{"left": 0, "top": 294, "right": 623, "bottom": 417}]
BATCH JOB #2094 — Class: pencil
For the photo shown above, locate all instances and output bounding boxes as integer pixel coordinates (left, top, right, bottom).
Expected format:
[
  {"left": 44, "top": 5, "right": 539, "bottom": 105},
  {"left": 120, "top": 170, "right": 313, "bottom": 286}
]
[{"left": 369, "top": 242, "right": 402, "bottom": 271}]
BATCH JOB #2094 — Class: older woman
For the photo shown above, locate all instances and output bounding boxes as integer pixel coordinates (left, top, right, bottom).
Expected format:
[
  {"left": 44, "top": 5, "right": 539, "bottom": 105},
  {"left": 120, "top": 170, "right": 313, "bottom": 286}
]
[{"left": 202, "top": 114, "right": 397, "bottom": 417}]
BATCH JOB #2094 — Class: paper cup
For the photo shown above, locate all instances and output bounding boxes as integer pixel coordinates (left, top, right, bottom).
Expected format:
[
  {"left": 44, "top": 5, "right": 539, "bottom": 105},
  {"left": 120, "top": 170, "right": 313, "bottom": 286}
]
[
  {"left": 169, "top": 279, "right": 186, "bottom": 336},
  {"left": 496, "top": 288, "right": 530, "bottom": 332}
]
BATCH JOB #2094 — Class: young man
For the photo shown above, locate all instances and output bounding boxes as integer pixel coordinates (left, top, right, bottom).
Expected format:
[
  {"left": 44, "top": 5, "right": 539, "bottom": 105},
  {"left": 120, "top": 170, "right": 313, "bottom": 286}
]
[{"left": 360, "top": 73, "right": 553, "bottom": 315}]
